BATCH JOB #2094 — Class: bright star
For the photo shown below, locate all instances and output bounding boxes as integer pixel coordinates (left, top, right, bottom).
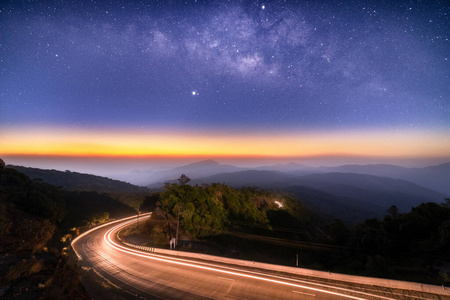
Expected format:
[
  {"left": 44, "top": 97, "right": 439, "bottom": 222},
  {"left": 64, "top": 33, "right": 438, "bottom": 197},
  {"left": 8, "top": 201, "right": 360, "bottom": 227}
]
[{"left": 192, "top": 91, "right": 198, "bottom": 96}]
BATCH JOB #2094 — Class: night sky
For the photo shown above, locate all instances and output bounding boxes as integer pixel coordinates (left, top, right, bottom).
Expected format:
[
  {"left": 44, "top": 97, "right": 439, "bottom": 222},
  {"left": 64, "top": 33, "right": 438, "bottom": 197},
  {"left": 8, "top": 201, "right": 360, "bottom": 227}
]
[{"left": 1, "top": 0, "right": 449, "bottom": 172}]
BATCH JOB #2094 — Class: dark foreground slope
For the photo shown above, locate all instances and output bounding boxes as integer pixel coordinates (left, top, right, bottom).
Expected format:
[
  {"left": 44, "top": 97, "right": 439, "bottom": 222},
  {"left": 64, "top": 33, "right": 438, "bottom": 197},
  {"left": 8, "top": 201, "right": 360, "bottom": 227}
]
[
  {"left": 0, "top": 163, "right": 84, "bottom": 298},
  {"left": 0, "top": 161, "right": 136, "bottom": 299}
]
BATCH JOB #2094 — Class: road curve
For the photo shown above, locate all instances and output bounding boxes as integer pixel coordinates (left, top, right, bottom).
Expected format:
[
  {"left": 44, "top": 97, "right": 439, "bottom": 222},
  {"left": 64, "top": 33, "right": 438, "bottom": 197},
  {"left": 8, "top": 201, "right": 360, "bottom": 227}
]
[{"left": 71, "top": 214, "right": 408, "bottom": 300}]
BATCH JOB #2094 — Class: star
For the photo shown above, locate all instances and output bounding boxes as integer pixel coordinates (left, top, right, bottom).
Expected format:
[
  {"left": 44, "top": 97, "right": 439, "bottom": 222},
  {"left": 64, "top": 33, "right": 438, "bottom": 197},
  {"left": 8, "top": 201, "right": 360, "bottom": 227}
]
[{"left": 1, "top": 0, "right": 448, "bottom": 140}]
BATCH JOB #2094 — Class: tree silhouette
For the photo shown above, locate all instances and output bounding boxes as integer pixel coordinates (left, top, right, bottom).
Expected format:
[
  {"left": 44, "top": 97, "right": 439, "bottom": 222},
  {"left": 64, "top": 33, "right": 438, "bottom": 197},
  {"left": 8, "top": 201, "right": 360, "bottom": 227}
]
[
  {"left": 386, "top": 205, "right": 399, "bottom": 219},
  {"left": 178, "top": 174, "right": 191, "bottom": 186}
]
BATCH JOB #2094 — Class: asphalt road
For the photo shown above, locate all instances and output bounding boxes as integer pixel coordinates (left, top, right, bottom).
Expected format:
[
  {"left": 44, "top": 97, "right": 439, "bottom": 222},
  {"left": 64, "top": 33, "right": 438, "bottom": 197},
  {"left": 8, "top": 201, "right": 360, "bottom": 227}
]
[{"left": 70, "top": 215, "right": 415, "bottom": 300}]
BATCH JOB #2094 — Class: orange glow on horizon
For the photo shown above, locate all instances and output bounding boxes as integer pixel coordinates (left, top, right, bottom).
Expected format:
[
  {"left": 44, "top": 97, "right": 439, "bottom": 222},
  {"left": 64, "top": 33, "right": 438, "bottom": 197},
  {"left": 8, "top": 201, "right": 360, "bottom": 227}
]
[{"left": 1, "top": 126, "right": 449, "bottom": 160}]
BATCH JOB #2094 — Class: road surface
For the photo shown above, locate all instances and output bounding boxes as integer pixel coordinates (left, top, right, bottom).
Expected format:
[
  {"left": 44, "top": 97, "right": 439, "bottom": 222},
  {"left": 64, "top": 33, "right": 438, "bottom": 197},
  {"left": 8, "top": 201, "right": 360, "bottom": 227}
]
[{"left": 71, "top": 214, "right": 440, "bottom": 300}]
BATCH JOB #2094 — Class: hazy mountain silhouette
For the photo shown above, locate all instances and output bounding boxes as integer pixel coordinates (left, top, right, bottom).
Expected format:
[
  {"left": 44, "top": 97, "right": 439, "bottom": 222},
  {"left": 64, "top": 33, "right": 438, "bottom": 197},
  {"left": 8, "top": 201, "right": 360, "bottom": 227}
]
[
  {"left": 254, "top": 162, "right": 313, "bottom": 172},
  {"left": 188, "top": 170, "right": 446, "bottom": 222},
  {"left": 191, "top": 170, "right": 293, "bottom": 187},
  {"left": 160, "top": 160, "right": 244, "bottom": 179},
  {"left": 144, "top": 160, "right": 450, "bottom": 196},
  {"left": 145, "top": 160, "right": 244, "bottom": 187},
  {"left": 318, "top": 163, "right": 450, "bottom": 195},
  {"left": 124, "top": 161, "right": 315, "bottom": 186},
  {"left": 293, "top": 172, "right": 445, "bottom": 213}
]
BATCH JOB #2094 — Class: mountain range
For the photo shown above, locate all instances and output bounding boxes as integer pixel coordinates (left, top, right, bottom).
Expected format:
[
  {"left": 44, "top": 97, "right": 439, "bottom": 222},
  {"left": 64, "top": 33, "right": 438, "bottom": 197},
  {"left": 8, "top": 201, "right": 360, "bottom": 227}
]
[
  {"left": 317, "top": 163, "right": 450, "bottom": 195},
  {"left": 113, "top": 160, "right": 244, "bottom": 186},
  {"left": 10, "top": 165, "right": 148, "bottom": 194},
  {"left": 9, "top": 160, "right": 449, "bottom": 223},
  {"left": 145, "top": 160, "right": 450, "bottom": 195},
  {"left": 144, "top": 160, "right": 448, "bottom": 222}
]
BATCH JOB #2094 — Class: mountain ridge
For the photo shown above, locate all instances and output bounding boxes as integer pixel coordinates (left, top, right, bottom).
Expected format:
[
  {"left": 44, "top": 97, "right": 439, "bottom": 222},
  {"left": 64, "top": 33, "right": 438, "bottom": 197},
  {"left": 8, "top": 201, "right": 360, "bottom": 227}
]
[
  {"left": 188, "top": 169, "right": 446, "bottom": 222},
  {"left": 9, "top": 165, "right": 147, "bottom": 194},
  {"left": 318, "top": 162, "right": 450, "bottom": 194},
  {"left": 9, "top": 161, "right": 449, "bottom": 223}
]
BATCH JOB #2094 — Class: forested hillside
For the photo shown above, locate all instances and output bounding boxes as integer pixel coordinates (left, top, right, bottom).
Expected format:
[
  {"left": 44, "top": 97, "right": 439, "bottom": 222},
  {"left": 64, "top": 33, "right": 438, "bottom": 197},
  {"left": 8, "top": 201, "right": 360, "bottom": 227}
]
[
  {"left": 10, "top": 165, "right": 150, "bottom": 209},
  {"left": 0, "top": 160, "right": 135, "bottom": 298},
  {"left": 141, "top": 174, "right": 314, "bottom": 240},
  {"left": 321, "top": 202, "right": 450, "bottom": 283}
]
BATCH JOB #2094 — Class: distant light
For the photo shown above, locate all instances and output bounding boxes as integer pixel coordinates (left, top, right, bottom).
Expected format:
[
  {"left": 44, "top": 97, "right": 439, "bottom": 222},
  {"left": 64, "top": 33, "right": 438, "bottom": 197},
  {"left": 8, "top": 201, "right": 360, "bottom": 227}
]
[
  {"left": 274, "top": 201, "right": 283, "bottom": 208},
  {"left": 192, "top": 91, "right": 198, "bottom": 96},
  {"left": 262, "top": 4, "right": 265, "bottom": 10}
]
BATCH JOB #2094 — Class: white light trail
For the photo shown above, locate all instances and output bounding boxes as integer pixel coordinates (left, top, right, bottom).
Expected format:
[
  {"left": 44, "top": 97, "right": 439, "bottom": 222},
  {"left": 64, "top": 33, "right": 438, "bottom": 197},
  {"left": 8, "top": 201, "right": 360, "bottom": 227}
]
[
  {"left": 104, "top": 220, "right": 381, "bottom": 300},
  {"left": 71, "top": 213, "right": 151, "bottom": 260}
]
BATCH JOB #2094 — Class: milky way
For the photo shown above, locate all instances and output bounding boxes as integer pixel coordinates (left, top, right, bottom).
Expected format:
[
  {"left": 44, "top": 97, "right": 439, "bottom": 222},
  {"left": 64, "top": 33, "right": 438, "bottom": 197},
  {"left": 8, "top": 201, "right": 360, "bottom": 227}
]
[{"left": 1, "top": 0, "right": 449, "bottom": 131}]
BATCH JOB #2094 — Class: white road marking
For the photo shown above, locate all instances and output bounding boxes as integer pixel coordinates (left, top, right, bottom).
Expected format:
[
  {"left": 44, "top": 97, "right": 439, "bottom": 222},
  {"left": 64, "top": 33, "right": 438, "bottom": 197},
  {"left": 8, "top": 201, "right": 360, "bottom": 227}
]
[
  {"left": 293, "top": 290, "right": 316, "bottom": 297},
  {"left": 218, "top": 277, "right": 235, "bottom": 281}
]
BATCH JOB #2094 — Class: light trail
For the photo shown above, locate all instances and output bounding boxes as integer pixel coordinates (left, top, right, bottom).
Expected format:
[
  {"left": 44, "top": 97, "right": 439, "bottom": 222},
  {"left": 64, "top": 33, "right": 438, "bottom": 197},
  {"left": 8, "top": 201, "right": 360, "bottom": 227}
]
[
  {"left": 110, "top": 219, "right": 396, "bottom": 300},
  {"left": 71, "top": 213, "right": 152, "bottom": 260},
  {"left": 104, "top": 219, "right": 396, "bottom": 300}
]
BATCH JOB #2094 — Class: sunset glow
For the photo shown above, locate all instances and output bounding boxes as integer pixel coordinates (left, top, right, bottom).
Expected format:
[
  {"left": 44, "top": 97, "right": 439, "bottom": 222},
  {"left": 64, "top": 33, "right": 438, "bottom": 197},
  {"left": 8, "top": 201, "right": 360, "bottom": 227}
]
[{"left": 2, "top": 126, "right": 449, "bottom": 160}]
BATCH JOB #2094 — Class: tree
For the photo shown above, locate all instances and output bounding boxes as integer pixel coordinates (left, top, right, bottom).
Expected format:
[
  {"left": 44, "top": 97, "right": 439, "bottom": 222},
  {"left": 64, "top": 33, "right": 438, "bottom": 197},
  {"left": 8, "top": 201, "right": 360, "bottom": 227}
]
[
  {"left": 445, "top": 198, "right": 450, "bottom": 208},
  {"left": 178, "top": 174, "right": 191, "bottom": 186},
  {"left": 152, "top": 226, "right": 167, "bottom": 247},
  {"left": 324, "top": 219, "right": 350, "bottom": 246},
  {"left": 386, "top": 205, "right": 399, "bottom": 219}
]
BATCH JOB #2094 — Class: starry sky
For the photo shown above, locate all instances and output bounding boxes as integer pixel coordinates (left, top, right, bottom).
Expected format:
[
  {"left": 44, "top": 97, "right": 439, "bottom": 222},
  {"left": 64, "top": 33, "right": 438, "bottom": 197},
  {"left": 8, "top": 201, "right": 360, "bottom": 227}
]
[{"left": 1, "top": 0, "right": 450, "bottom": 173}]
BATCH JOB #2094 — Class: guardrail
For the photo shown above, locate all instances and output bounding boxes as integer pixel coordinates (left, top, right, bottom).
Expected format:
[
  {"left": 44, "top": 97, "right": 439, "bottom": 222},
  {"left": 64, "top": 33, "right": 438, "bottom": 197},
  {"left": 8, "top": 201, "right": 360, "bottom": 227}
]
[{"left": 120, "top": 238, "right": 449, "bottom": 296}]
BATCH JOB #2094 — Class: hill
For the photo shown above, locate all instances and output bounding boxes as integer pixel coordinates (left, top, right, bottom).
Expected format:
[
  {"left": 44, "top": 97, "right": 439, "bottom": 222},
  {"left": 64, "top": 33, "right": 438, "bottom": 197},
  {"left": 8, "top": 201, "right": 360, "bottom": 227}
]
[
  {"left": 10, "top": 165, "right": 148, "bottom": 194},
  {"left": 9, "top": 165, "right": 149, "bottom": 209},
  {"left": 190, "top": 170, "right": 446, "bottom": 222},
  {"left": 0, "top": 163, "right": 135, "bottom": 298},
  {"left": 132, "top": 160, "right": 244, "bottom": 187},
  {"left": 191, "top": 169, "right": 292, "bottom": 188},
  {"left": 144, "top": 160, "right": 450, "bottom": 196},
  {"left": 318, "top": 163, "right": 450, "bottom": 195},
  {"left": 289, "top": 172, "right": 446, "bottom": 222}
]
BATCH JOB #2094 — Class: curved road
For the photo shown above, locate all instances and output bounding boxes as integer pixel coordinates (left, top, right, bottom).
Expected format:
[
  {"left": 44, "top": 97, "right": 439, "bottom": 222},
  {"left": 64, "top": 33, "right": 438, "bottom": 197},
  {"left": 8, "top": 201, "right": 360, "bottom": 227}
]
[{"left": 71, "top": 214, "right": 407, "bottom": 300}]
